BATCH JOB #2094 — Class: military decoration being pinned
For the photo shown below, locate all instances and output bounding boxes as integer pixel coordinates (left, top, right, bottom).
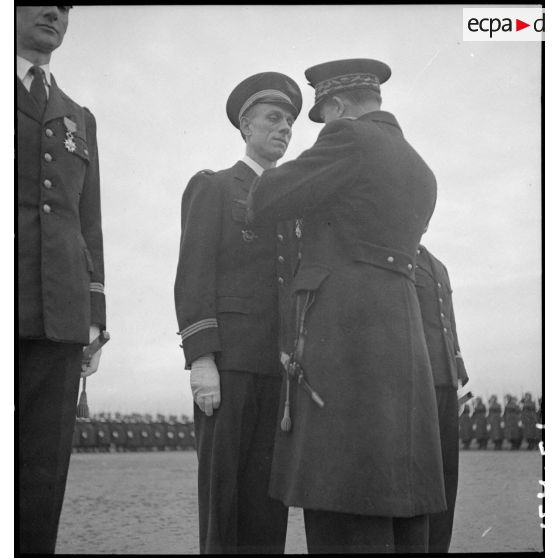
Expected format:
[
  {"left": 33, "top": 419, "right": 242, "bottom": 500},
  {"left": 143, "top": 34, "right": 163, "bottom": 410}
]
[{"left": 242, "top": 229, "right": 258, "bottom": 243}]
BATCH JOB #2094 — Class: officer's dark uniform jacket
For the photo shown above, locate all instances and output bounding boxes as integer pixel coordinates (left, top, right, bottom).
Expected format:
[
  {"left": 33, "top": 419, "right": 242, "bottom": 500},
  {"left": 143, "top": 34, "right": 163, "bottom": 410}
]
[
  {"left": 17, "top": 75, "right": 105, "bottom": 344},
  {"left": 247, "top": 112, "right": 446, "bottom": 518},
  {"left": 174, "top": 160, "right": 296, "bottom": 373},
  {"left": 415, "top": 246, "right": 468, "bottom": 388}
]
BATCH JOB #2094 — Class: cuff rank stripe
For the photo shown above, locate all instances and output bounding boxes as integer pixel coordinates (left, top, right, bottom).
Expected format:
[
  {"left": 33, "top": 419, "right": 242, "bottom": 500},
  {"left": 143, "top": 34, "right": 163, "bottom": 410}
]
[
  {"left": 89, "top": 282, "right": 105, "bottom": 294},
  {"left": 179, "top": 318, "right": 218, "bottom": 340}
]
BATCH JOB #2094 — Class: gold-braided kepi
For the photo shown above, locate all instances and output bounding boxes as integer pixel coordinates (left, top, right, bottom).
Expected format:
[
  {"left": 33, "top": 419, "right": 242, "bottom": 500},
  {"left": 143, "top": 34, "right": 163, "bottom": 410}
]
[
  {"left": 226, "top": 72, "right": 302, "bottom": 129},
  {"left": 305, "top": 58, "right": 391, "bottom": 123}
]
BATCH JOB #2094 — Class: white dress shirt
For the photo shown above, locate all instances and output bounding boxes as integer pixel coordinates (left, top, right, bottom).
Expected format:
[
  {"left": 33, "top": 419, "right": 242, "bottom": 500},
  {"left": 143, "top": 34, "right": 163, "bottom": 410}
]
[
  {"left": 17, "top": 55, "right": 51, "bottom": 98},
  {"left": 241, "top": 155, "right": 277, "bottom": 177}
]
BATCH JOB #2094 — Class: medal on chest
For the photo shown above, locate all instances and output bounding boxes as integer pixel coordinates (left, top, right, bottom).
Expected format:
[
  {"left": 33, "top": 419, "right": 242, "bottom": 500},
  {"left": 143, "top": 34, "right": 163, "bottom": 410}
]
[
  {"left": 295, "top": 218, "right": 303, "bottom": 239},
  {"left": 241, "top": 229, "right": 258, "bottom": 243},
  {"left": 63, "top": 116, "right": 78, "bottom": 153}
]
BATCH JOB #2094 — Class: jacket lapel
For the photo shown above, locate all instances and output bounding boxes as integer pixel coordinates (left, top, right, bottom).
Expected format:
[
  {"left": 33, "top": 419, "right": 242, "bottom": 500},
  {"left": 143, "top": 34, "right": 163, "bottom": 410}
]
[
  {"left": 16, "top": 77, "right": 42, "bottom": 122},
  {"left": 233, "top": 160, "right": 257, "bottom": 193},
  {"left": 44, "top": 76, "right": 71, "bottom": 124}
]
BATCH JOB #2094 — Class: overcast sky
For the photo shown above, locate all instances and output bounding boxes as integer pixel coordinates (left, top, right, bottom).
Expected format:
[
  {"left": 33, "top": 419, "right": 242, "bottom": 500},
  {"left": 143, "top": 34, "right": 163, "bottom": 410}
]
[{"left": 17, "top": 5, "right": 543, "bottom": 417}]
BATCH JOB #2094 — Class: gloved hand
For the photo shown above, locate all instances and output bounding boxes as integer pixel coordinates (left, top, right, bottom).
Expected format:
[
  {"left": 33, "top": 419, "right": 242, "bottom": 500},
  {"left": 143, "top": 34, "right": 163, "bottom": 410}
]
[{"left": 190, "top": 354, "right": 221, "bottom": 417}]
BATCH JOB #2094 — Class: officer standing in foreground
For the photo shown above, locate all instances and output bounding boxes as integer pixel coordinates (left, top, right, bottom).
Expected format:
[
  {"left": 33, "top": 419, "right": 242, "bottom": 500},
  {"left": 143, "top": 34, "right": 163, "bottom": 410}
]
[
  {"left": 17, "top": 6, "right": 106, "bottom": 554},
  {"left": 415, "top": 244, "right": 469, "bottom": 553},
  {"left": 246, "top": 59, "right": 445, "bottom": 553},
  {"left": 174, "top": 72, "right": 302, "bottom": 553}
]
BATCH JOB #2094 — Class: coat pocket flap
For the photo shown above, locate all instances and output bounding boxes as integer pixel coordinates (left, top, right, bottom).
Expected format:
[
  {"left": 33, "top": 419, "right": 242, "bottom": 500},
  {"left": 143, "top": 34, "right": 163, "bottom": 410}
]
[
  {"left": 292, "top": 265, "right": 331, "bottom": 292},
  {"left": 217, "top": 296, "right": 251, "bottom": 314}
]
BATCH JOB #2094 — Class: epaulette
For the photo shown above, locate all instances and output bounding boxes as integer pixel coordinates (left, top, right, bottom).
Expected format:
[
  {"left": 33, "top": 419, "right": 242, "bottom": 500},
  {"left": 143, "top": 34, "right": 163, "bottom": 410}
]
[{"left": 197, "top": 169, "right": 216, "bottom": 176}]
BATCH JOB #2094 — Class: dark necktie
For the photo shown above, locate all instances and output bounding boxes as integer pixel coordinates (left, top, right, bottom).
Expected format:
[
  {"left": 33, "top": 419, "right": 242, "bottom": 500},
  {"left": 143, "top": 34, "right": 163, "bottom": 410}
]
[{"left": 29, "top": 65, "right": 47, "bottom": 115}]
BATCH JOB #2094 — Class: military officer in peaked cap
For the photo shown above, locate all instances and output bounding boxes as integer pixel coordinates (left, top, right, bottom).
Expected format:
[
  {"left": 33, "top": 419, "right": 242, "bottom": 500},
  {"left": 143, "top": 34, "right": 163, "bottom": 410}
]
[
  {"left": 17, "top": 6, "right": 106, "bottom": 554},
  {"left": 245, "top": 58, "right": 446, "bottom": 553},
  {"left": 415, "top": 244, "right": 469, "bottom": 552},
  {"left": 174, "top": 71, "right": 302, "bottom": 553}
]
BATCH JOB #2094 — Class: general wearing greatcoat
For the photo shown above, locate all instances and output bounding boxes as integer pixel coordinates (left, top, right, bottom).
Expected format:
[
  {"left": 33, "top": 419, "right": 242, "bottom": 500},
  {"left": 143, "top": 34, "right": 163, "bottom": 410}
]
[
  {"left": 18, "top": 75, "right": 105, "bottom": 343},
  {"left": 247, "top": 111, "right": 446, "bottom": 517}
]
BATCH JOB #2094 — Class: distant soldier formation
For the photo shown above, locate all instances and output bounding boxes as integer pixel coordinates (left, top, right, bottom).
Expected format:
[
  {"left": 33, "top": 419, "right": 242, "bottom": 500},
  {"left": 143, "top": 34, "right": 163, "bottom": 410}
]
[
  {"left": 459, "top": 393, "right": 543, "bottom": 450},
  {"left": 72, "top": 413, "right": 196, "bottom": 452},
  {"left": 72, "top": 392, "right": 543, "bottom": 454}
]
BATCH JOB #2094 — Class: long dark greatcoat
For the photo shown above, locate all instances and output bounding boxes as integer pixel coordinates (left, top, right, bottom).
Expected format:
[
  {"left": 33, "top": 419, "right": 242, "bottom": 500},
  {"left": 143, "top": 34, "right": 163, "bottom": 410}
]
[
  {"left": 487, "top": 402, "right": 504, "bottom": 441},
  {"left": 248, "top": 112, "right": 446, "bottom": 517}
]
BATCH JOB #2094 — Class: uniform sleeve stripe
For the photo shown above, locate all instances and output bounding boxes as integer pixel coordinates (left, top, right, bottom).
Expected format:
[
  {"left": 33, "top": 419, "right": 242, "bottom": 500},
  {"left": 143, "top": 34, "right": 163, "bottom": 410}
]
[
  {"left": 179, "top": 319, "right": 218, "bottom": 340},
  {"left": 89, "top": 282, "right": 104, "bottom": 293}
]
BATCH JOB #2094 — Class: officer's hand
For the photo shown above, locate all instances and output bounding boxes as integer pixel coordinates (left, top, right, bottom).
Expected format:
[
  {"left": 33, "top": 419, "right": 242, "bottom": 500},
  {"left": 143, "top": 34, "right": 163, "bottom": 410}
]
[
  {"left": 81, "top": 348, "right": 102, "bottom": 378},
  {"left": 190, "top": 354, "right": 221, "bottom": 417},
  {"left": 81, "top": 325, "right": 102, "bottom": 378}
]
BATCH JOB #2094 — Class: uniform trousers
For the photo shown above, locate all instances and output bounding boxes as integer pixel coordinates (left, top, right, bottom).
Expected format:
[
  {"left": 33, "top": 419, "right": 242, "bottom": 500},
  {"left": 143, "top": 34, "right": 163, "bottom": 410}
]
[
  {"left": 428, "top": 386, "right": 459, "bottom": 553},
  {"left": 303, "top": 509, "right": 429, "bottom": 553},
  {"left": 194, "top": 371, "right": 288, "bottom": 554},
  {"left": 18, "top": 339, "right": 83, "bottom": 554}
]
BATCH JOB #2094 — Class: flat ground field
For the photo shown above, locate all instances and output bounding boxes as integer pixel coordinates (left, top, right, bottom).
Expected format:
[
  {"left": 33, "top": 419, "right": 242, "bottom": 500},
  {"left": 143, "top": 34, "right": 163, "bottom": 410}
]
[{"left": 56, "top": 450, "right": 543, "bottom": 554}]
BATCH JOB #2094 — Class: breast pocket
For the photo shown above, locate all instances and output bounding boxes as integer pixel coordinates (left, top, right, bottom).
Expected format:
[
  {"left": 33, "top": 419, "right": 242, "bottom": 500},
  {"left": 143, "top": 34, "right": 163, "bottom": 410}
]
[{"left": 231, "top": 201, "right": 247, "bottom": 223}]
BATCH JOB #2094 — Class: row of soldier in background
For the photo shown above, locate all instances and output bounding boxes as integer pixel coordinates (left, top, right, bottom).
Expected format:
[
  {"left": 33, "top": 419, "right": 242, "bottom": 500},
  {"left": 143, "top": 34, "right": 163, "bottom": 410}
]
[
  {"left": 72, "top": 413, "right": 196, "bottom": 453},
  {"left": 73, "top": 391, "right": 543, "bottom": 454},
  {"left": 459, "top": 393, "right": 543, "bottom": 451}
]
